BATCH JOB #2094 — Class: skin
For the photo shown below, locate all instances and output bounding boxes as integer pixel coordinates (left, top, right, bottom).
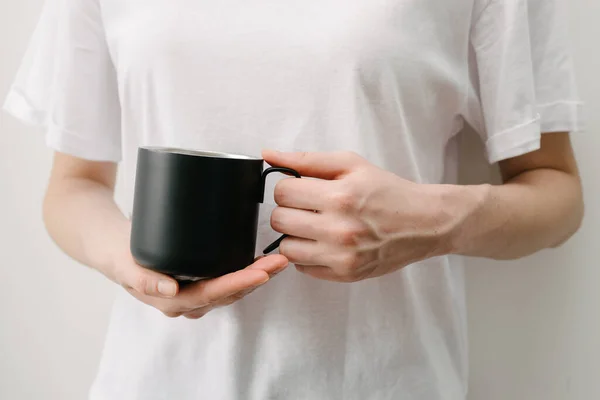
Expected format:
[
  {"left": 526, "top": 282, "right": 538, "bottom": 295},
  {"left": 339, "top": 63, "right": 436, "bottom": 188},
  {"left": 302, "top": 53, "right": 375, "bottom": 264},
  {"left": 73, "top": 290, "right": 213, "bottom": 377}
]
[
  {"left": 43, "top": 132, "right": 582, "bottom": 316},
  {"left": 43, "top": 152, "right": 289, "bottom": 319},
  {"left": 265, "top": 132, "right": 583, "bottom": 282}
]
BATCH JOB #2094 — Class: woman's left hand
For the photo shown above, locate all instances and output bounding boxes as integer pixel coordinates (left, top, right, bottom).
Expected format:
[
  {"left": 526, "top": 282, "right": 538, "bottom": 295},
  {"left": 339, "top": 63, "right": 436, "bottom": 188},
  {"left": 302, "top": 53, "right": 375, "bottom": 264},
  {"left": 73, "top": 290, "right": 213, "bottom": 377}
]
[{"left": 263, "top": 149, "right": 475, "bottom": 283}]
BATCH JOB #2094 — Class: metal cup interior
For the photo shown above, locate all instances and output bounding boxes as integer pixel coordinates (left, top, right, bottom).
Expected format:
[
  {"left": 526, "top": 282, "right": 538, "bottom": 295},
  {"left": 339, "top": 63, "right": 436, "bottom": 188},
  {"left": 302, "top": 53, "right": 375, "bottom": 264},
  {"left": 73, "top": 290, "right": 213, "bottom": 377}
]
[{"left": 142, "top": 146, "right": 261, "bottom": 161}]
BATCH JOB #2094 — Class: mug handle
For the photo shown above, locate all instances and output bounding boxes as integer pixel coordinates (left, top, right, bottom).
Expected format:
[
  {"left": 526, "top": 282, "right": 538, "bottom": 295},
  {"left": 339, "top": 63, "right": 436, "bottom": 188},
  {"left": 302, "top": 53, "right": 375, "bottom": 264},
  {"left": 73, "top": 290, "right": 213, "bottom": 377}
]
[{"left": 260, "top": 166, "right": 302, "bottom": 254}]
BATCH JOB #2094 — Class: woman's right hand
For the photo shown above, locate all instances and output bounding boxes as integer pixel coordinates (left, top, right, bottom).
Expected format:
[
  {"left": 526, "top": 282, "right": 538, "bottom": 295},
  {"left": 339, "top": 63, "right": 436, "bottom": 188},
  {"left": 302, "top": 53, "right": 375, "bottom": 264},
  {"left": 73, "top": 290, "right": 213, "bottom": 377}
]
[
  {"left": 111, "top": 248, "right": 288, "bottom": 319},
  {"left": 42, "top": 154, "right": 288, "bottom": 319}
]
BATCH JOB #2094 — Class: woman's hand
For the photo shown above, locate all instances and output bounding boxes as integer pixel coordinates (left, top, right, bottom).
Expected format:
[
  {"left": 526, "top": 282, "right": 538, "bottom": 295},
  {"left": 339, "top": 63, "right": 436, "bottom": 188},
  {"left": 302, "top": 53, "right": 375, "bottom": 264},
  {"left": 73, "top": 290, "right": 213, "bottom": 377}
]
[
  {"left": 111, "top": 249, "right": 288, "bottom": 319},
  {"left": 263, "top": 150, "right": 472, "bottom": 283},
  {"left": 43, "top": 153, "right": 290, "bottom": 319},
  {"left": 264, "top": 133, "right": 583, "bottom": 281}
]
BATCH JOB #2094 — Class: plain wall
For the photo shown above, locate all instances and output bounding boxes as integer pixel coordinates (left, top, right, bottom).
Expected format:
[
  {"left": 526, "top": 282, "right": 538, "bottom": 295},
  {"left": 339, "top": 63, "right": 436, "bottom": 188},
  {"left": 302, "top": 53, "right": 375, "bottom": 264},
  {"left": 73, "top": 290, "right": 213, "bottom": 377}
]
[
  {"left": 0, "top": 1, "right": 597, "bottom": 399},
  {"left": 462, "top": 1, "right": 600, "bottom": 398}
]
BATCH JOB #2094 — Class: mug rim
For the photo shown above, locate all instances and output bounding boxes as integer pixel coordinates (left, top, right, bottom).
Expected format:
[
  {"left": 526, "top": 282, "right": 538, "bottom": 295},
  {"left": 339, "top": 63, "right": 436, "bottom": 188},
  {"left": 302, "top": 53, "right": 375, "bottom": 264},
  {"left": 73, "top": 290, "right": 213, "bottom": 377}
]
[{"left": 141, "top": 146, "right": 262, "bottom": 161}]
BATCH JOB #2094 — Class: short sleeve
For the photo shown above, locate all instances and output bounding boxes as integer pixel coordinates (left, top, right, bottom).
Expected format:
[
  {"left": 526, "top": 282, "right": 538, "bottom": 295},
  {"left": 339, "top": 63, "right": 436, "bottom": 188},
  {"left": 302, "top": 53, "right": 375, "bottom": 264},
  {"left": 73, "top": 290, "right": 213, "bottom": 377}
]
[
  {"left": 466, "top": 0, "right": 542, "bottom": 164},
  {"left": 528, "top": 0, "right": 584, "bottom": 133},
  {"left": 3, "top": 0, "right": 122, "bottom": 162}
]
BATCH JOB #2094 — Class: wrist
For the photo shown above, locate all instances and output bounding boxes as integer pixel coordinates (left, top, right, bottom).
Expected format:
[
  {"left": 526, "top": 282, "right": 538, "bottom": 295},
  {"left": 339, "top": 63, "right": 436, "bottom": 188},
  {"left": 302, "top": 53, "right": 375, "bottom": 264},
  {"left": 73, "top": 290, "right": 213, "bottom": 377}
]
[
  {"left": 92, "top": 218, "right": 132, "bottom": 283},
  {"left": 433, "top": 183, "right": 491, "bottom": 256}
]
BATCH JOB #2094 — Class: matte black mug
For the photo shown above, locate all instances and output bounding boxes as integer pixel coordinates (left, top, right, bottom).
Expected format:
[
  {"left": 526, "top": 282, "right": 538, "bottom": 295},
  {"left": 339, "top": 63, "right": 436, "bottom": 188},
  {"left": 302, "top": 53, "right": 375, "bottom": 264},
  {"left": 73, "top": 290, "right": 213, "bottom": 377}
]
[{"left": 130, "top": 147, "right": 300, "bottom": 282}]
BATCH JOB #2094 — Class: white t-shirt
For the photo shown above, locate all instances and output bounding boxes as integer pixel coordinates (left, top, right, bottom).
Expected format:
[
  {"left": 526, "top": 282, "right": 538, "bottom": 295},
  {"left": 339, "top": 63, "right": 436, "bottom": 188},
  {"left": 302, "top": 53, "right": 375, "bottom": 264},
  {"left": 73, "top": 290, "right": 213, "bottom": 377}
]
[{"left": 4, "top": 0, "right": 583, "bottom": 399}]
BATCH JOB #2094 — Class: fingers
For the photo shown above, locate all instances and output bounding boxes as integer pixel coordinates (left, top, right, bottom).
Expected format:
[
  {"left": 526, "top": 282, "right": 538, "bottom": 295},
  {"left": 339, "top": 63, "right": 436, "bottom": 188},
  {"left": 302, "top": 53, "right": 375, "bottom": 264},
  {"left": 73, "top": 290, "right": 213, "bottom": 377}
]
[
  {"left": 176, "top": 268, "right": 270, "bottom": 308},
  {"left": 183, "top": 307, "right": 212, "bottom": 320},
  {"left": 123, "top": 255, "right": 288, "bottom": 319},
  {"left": 120, "top": 254, "right": 287, "bottom": 301},
  {"left": 126, "top": 272, "right": 267, "bottom": 319},
  {"left": 279, "top": 237, "right": 378, "bottom": 281},
  {"left": 295, "top": 264, "right": 373, "bottom": 283},
  {"left": 127, "top": 277, "right": 260, "bottom": 319},
  {"left": 279, "top": 237, "right": 332, "bottom": 266},
  {"left": 295, "top": 265, "right": 340, "bottom": 282},
  {"left": 247, "top": 254, "right": 289, "bottom": 276},
  {"left": 271, "top": 207, "right": 328, "bottom": 241},
  {"left": 174, "top": 255, "right": 287, "bottom": 307},
  {"left": 262, "top": 150, "right": 366, "bottom": 180},
  {"left": 273, "top": 177, "right": 331, "bottom": 211},
  {"left": 182, "top": 285, "right": 260, "bottom": 319},
  {"left": 119, "top": 261, "right": 180, "bottom": 299}
]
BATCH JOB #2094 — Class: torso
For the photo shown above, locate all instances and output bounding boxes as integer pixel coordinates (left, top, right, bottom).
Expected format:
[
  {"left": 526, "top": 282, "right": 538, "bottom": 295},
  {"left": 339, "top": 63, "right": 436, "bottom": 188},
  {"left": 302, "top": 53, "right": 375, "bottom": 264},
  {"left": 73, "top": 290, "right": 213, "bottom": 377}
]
[{"left": 92, "top": 1, "right": 476, "bottom": 399}]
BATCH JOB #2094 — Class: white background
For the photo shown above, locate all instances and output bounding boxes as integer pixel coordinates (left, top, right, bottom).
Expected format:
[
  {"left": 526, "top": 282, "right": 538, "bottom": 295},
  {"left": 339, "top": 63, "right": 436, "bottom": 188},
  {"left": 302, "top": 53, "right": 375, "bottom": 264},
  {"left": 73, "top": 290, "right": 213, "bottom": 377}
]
[{"left": 0, "top": 1, "right": 597, "bottom": 399}]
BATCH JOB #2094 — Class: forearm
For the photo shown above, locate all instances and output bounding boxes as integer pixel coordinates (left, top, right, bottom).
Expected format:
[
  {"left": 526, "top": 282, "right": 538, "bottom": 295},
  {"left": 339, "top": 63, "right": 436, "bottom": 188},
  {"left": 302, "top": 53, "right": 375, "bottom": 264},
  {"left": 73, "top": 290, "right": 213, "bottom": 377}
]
[
  {"left": 445, "top": 168, "right": 583, "bottom": 260},
  {"left": 43, "top": 176, "right": 129, "bottom": 279}
]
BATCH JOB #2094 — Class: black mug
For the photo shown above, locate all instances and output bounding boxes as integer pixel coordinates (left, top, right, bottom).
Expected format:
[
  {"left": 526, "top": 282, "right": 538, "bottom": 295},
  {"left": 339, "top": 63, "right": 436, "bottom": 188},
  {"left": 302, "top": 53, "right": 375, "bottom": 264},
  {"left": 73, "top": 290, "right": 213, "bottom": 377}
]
[{"left": 130, "top": 147, "right": 300, "bottom": 282}]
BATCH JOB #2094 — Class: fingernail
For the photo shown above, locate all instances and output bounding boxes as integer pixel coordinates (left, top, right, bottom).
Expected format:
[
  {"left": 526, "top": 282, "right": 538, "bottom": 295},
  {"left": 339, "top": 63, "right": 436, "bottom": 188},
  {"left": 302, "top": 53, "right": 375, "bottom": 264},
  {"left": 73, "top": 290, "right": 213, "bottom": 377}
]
[{"left": 158, "top": 280, "right": 178, "bottom": 297}]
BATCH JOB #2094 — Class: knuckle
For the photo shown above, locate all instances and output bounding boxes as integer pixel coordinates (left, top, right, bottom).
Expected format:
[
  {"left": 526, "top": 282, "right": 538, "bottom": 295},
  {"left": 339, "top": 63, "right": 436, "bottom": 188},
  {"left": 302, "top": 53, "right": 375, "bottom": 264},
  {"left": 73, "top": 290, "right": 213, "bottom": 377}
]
[
  {"left": 224, "top": 292, "right": 247, "bottom": 305},
  {"left": 217, "top": 299, "right": 235, "bottom": 308},
  {"left": 183, "top": 298, "right": 207, "bottom": 310},
  {"left": 329, "top": 190, "right": 357, "bottom": 212},
  {"left": 234, "top": 287, "right": 256, "bottom": 300},
  {"left": 278, "top": 238, "right": 291, "bottom": 257},
  {"left": 189, "top": 284, "right": 221, "bottom": 308},
  {"left": 273, "top": 179, "right": 292, "bottom": 205},
  {"left": 338, "top": 252, "right": 362, "bottom": 272},
  {"left": 270, "top": 207, "right": 286, "bottom": 233},
  {"left": 158, "top": 303, "right": 182, "bottom": 316},
  {"left": 184, "top": 309, "right": 209, "bottom": 320},
  {"left": 162, "top": 311, "right": 182, "bottom": 318},
  {"left": 203, "top": 288, "right": 230, "bottom": 306},
  {"left": 215, "top": 294, "right": 242, "bottom": 308},
  {"left": 278, "top": 240, "right": 300, "bottom": 264},
  {"left": 336, "top": 229, "right": 356, "bottom": 247},
  {"left": 230, "top": 293, "right": 246, "bottom": 303},
  {"left": 335, "top": 225, "right": 366, "bottom": 247},
  {"left": 133, "top": 274, "right": 153, "bottom": 295},
  {"left": 201, "top": 295, "right": 218, "bottom": 307},
  {"left": 273, "top": 182, "right": 286, "bottom": 205}
]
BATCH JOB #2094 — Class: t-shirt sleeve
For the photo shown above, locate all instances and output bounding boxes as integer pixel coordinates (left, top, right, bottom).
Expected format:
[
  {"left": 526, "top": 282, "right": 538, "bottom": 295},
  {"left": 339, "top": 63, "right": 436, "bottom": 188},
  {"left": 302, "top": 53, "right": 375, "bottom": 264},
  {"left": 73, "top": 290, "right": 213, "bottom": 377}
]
[
  {"left": 528, "top": 0, "right": 584, "bottom": 134},
  {"left": 3, "top": 0, "right": 122, "bottom": 162},
  {"left": 467, "top": 0, "right": 542, "bottom": 164}
]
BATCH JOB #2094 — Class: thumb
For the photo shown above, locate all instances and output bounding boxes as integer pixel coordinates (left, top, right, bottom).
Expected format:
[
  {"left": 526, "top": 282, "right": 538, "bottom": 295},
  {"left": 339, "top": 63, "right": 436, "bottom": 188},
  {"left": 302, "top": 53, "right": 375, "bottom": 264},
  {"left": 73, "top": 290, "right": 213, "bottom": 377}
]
[
  {"left": 262, "top": 150, "right": 365, "bottom": 180},
  {"left": 120, "top": 262, "right": 180, "bottom": 298}
]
